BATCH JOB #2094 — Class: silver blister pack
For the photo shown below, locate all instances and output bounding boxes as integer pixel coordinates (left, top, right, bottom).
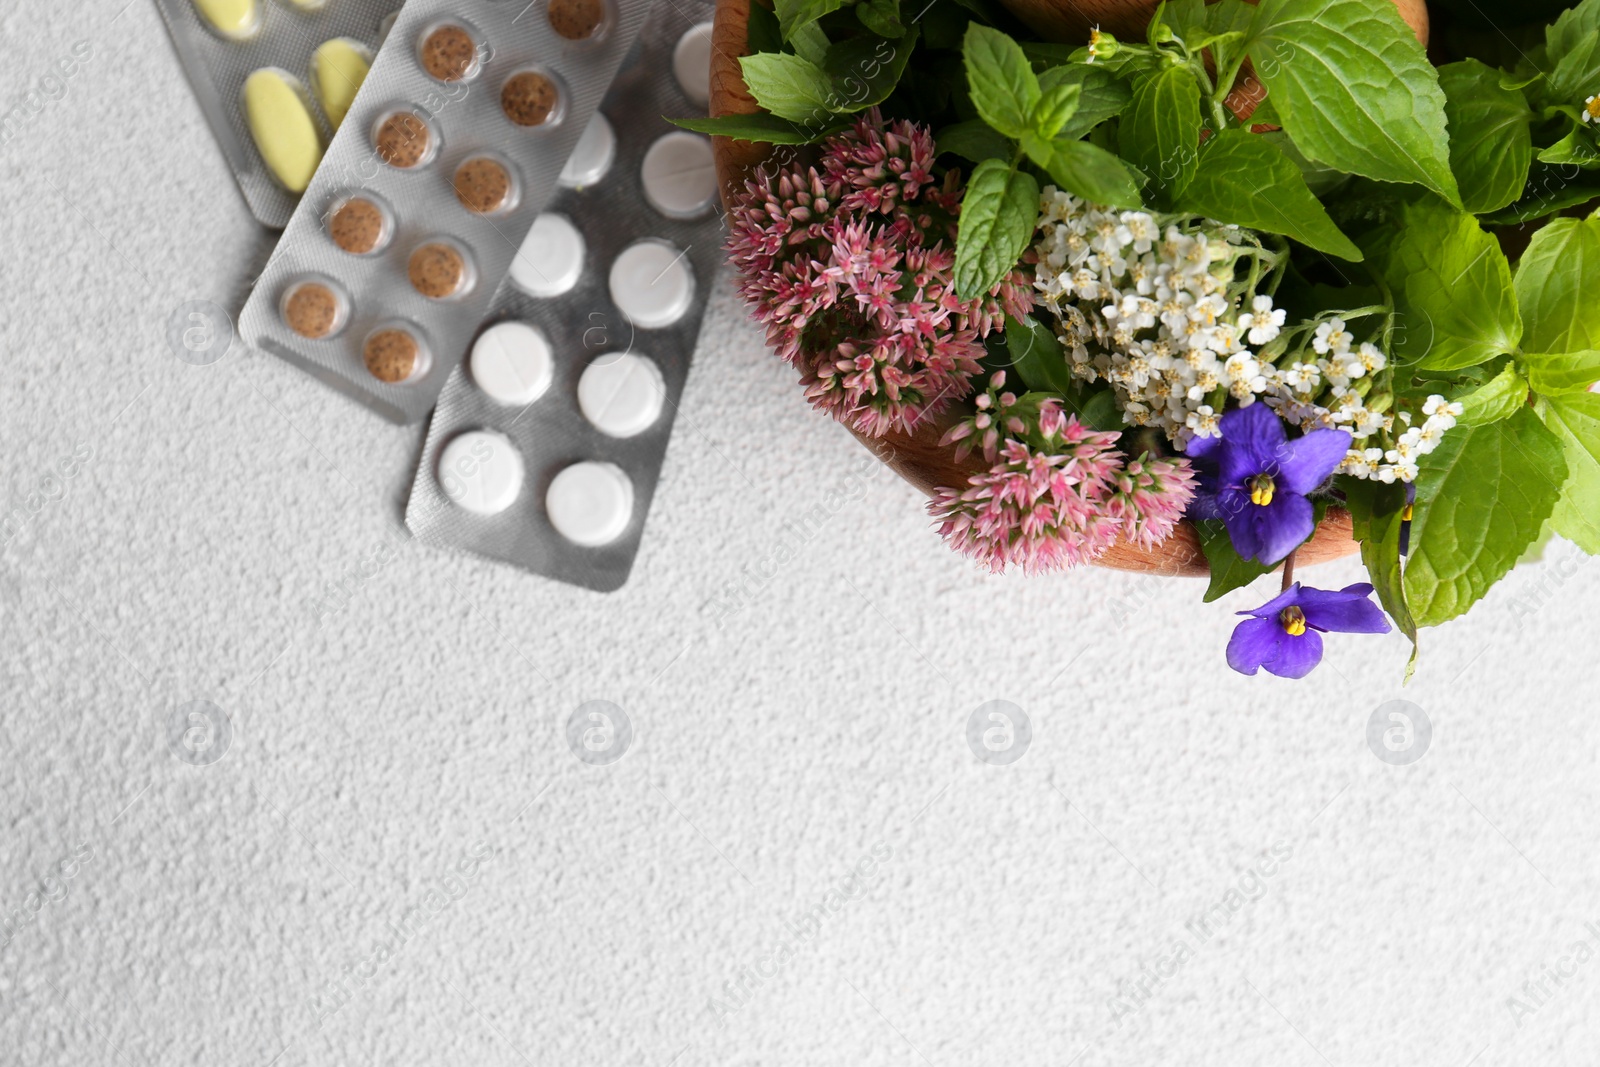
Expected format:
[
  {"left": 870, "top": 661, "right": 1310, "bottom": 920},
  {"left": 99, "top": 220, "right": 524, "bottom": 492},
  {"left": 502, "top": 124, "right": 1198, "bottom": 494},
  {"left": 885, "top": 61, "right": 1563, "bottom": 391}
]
[
  {"left": 237, "top": 0, "right": 651, "bottom": 423},
  {"left": 404, "top": 0, "right": 720, "bottom": 592},
  {"left": 152, "top": 0, "right": 404, "bottom": 228}
]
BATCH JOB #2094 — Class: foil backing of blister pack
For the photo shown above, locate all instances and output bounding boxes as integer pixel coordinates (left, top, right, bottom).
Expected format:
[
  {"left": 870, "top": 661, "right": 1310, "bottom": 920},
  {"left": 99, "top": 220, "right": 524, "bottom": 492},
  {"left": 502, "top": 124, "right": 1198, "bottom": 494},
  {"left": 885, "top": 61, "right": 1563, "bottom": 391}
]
[
  {"left": 153, "top": 0, "right": 404, "bottom": 228},
  {"left": 404, "top": 0, "right": 721, "bottom": 592},
  {"left": 237, "top": 0, "right": 650, "bottom": 423}
]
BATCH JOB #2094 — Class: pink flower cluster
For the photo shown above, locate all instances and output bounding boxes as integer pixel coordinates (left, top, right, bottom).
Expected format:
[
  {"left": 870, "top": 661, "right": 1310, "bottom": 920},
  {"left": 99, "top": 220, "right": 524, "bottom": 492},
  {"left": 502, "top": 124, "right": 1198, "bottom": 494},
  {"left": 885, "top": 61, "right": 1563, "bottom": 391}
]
[
  {"left": 727, "top": 110, "right": 1032, "bottom": 437},
  {"left": 931, "top": 373, "right": 1197, "bottom": 574}
]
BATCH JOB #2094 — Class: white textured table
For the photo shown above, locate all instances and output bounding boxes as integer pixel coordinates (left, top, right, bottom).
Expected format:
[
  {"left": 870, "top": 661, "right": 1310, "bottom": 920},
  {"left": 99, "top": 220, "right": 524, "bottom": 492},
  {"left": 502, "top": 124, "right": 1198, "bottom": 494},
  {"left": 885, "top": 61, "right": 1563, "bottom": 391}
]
[{"left": 3, "top": 2, "right": 1598, "bottom": 1064}]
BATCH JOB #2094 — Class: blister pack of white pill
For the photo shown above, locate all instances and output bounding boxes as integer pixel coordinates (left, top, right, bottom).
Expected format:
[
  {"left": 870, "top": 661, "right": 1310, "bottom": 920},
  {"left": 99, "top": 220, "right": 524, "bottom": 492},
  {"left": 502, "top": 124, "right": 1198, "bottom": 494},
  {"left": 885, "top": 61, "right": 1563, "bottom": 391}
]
[
  {"left": 403, "top": 0, "right": 719, "bottom": 591},
  {"left": 153, "top": 0, "right": 404, "bottom": 228},
  {"left": 236, "top": 0, "right": 651, "bottom": 423}
]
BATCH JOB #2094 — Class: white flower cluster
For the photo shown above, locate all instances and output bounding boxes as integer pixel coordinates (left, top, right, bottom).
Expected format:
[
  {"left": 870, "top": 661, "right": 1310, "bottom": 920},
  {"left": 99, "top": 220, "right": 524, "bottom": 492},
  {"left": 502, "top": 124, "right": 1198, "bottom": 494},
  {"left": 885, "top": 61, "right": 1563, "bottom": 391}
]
[{"left": 1031, "top": 187, "right": 1460, "bottom": 482}]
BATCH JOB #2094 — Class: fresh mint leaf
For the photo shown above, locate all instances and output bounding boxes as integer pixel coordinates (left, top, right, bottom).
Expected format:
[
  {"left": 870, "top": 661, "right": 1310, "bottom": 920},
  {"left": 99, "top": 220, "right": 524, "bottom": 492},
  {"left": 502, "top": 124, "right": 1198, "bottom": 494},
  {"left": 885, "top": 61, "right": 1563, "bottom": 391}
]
[
  {"left": 1023, "top": 135, "right": 1144, "bottom": 209},
  {"left": 748, "top": 0, "right": 784, "bottom": 55},
  {"left": 1246, "top": 0, "right": 1460, "bottom": 206},
  {"left": 1195, "top": 519, "right": 1275, "bottom": 602},
  {"left": 1439, "top": 59, "right": 1534, "bottom": 214},
  {"left": 1176, "top": 130, "right": 1361, "bottom": 260},
  {"left": 1040, "top": 65, "right": 1132, "bottom": 139},
  {"left": 856, "top": 0, "right": 904, "bottom": 37},
  {"left": 1343, "top": 479, "right": 1416, "bottom": 658},
  {"left": 775, "top": 0, "right": 844, "bottom": 41},
  {"left": 740, "top": 52, "right": 836, "bottom": 122},
  {"left": 1516, "top": 216, "right": 1600, "bottom": 354},
  {"left": 1523, "top": 351, "right": 1600, "bottom": 395},
  {"left": 1118, "top": 64, "right": 1201, "bottom": 206},
  {"left": 672, "top": 113, "right": 830, "bottom": 144},
  {"left": 954, "top": 160, "right": 1039, "bottom": 300},
  {"left": 1067, "top": 385, "right": 1124, "bottom": 431},
  {"left": 937, "top": 120, "right": 1013, "bottom": 162},
  {"left": 823, "top": 28, "right": 918, "bottom": 112},
  {"left": 964, "top": 23, "right": 1040, "bottom": 139},
  {"left": 1452, "top": 362, "right": 1528, "bottom": 426},
  {"left": 1545, "top": 4, "right": 1600, "bottom": 104},
  {"left": 1536, "top": 128, "right": 1600, "bottom": 168},
  {"left": 1032, "top": 81, "right": 1082, "bottom": 139},
  {"left": 1482, "top": 164, "right": 1600, "bottom": 226},
  {"left": 1375, "top": 200, "right": 1520, "bottom": 371},
  {"left": 1540, "top": 391, "right": 1600, "bottom": 554},
  {"left": 1404, "top": 408, "right": 1567, "bottom": 626},
  {"left": 1004, "top": 314, "right": 1074, "bottom": 394},
  {"left": 1258, "top": 131, "right": 1347, "bottom": 196},
  {"left": 789, "top": 20, "right": 830, "bottom": 65}
]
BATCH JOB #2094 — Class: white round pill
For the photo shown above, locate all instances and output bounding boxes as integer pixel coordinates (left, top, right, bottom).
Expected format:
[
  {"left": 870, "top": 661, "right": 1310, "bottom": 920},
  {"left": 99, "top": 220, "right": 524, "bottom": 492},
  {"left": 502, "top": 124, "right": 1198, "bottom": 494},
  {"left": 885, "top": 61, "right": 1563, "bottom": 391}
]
[
  {"left": 641, "top": 132, "right": 717, "bottom": 220},
  {"left": 511, "top": 213, "right": 585, "bottom": 297},
  {"left": 546, "top": 461, "right": 634, "bottom": 547},
  {"left": 471, "top": 321, "right": 553, "bottom": 406},
  {"left": 673, "top": 22, "right": 714, "bottom": 108},
  {"left": 609, "top": 239, "right": 694, "bottom": 329},
  {"left": 559, "top": 112, "right": 616, "bottom": 188},
  {"left": 438, "top": 430, "right": 524, "bottom": 516},
  {"left": 579, "top": 352, "right": 666, "bottom": 437}
]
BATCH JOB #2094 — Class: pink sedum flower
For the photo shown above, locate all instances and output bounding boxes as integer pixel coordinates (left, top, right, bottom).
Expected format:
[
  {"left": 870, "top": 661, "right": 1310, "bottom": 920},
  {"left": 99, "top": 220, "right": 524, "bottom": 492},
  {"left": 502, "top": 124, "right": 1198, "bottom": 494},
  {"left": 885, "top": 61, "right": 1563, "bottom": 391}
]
[
  {"left": 727, "top": 110, "right": 1032, "bottom": 436},
  {"left": 930, "top": 373, "right": 1196, "bottom": 574}
]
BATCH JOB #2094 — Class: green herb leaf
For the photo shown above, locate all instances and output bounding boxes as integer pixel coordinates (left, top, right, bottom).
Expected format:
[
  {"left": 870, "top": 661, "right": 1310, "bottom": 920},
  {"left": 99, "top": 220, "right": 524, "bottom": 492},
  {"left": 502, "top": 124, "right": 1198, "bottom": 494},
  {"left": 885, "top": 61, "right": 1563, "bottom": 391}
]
[
  {"left": 1246, "top": 0, "right": 1460, "bottom": 206},
  {"left": 1040, "top": 65, "right": 1132, "bottom": 139},
  {"left": 937, "top": 120, "right": 1013, "bottom": 162},
  {"left": 1004, "top": 313, "right": 1074, "bottom": 394},
  {"left": 740, "top": 52, "right": 836, "bottom": 122},
  {"left": 1540, "top": 391, "right": 1600, "bottom": 554},
  {"left": 1515, "top": 216, "right": 1600, "bottom": 354},
  {"left": 1343, "top": 479, "right": 1417, "bottom": 659},
  {"left": 1375, "top": 200, "right": 1520, "bottom": 371},
  {"left": 1404, "top": 408, "right": 1567, "bottom": 626},
  {"left": 1118, "top": 64, "right": 1201, "bottom": 206},
  {"left": 1195, "top": 519, "right": 1275, "bottom": 602},
  {"left": 774, "top": 0, "right": 844, "bottom": 41},
  {"left": 1544, "top": 0, "right": 1600, "bottom": 103},
  {"left": 1536, "top": 128, "right": 1600, "bottom": 168},
  {"left": 822, "top": 28, "right": 919, "bottom": 113},
  {"left": 856, "top": 0, "right": 904, "bottom": 37},
  {"left": 1452, "top": 362, "right": 1528, "bottom": 426},
  {"left": 963, "top": 23, "right": 1040, "bottom": 139},
  {"left": 1031, "top": 81, "right": 1082, "bottom": 139},
  {"left": 789, "top": 20, "right": 830, "bottom": 65},
  {"left": 1481, "top": 163, "right": 1600, "bottom": 226},
  {"left": 1438, "top": 59, "right": 1534, "bottom": 214},
  {"left": 954, "top": 160, "right": 1039, "bottom": 300},
  {"left": 1175, "top": 130, "right": 1361, "bottom": 260},
  {"left": 1022, "top": 135, "right": 1144, "bottom": 209},
  {"left": 748, "top": 0, "right": 784, "bottom": 55},
  {"left": 1523, "top": 351, "right": 1600, "bottom": 395},
  {"left": 672, "top": 113, "right": 831, "bottom": 144}
]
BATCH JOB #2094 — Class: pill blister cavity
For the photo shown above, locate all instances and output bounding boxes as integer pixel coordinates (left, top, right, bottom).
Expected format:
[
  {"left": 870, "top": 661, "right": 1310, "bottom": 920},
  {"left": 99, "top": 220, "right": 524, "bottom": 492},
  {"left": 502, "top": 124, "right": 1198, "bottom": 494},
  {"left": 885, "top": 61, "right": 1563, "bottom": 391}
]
[
  {"left": 374, "top": 109, "right": 436, "bottom": 169},
  {"left": 547, "top": 462, "right": 633, "bottom": 546},
  {"left": 641, "top": 132, "right": 717, "bottom": 219},
  {"left": 281, "top": 278, "right": 347, "bottom": 340},
  {"left": 673, "top": 23, "right": 714, "bottom": 108},
  {"left": 192, "top": 0, "right": 259, "bottom": 41},
  {"left": 579, "top": 353, "right": 665, "bottom": 438},
  {"left": 609, "top": 239, "right": 694, "bottom": 329},
  {"left": 511, "top": 214, "right": 585, "bottom": 297},
  {"left": 243, "top": 68, "right": 323, "bottom": 193},
  {"left": 439, "top": 431, "right": 525, "bottom": 516},
  {"left": 453, "top": 155, "right": 519, "bottom": 215},
  {"left": 326, "top": 194, "right": 392, "bottom": 255},
  {"left": 559, "top": 113, "right": 616, "bottom": 189},
  {"left": 311, "top": 38, "right": 372, "bottom": 132},
  {"left": 547, "top": 0, "right": 608, "bottom": 41},
  {"left": 471, "top": 322, "right": 553, "bottom": 406},
  {"left": 363, "top": 323, "right": 429, "bottom": 384},
  {"left": 501, "top": 69, "right": 564, "bottom": 128},
  {"left": 409, "top": 240, "right": 474, "bottom": 300},
  {"left": 419, "top": 22, "right": 480, "bottom": 83}
]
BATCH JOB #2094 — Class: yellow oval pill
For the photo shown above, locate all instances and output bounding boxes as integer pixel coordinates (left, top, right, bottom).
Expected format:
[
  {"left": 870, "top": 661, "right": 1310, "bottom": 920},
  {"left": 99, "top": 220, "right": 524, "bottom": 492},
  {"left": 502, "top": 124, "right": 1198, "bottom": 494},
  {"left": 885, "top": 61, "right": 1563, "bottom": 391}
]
[
  {"left": 311, "top": 38, "right": 372, "bottom": 131},
  {"left": 242, "top": 68, "right": 323, "bottom": 194},
  {"left": 191, "top": 0, "right": 259, "bottom": 40}
]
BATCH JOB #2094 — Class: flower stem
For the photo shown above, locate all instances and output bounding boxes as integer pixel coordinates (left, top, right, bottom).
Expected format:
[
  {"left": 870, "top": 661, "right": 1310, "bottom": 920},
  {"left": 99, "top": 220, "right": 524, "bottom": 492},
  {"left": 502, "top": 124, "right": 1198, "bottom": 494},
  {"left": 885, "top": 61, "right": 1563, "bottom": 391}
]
[{"left": 1281, "top": 548, "right": 1298, "bottom": 592}]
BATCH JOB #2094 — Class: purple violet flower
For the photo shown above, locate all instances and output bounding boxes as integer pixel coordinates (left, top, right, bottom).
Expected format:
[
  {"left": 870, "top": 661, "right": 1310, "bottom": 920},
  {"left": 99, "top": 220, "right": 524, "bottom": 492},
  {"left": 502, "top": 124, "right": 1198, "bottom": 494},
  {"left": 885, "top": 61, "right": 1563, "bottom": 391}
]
[
  {"left": 1186, "top": 403, "right": 1350, "bottom": 565},
  {"left": 1227, "top": 582, "right": 1392, "bottom": 679}
]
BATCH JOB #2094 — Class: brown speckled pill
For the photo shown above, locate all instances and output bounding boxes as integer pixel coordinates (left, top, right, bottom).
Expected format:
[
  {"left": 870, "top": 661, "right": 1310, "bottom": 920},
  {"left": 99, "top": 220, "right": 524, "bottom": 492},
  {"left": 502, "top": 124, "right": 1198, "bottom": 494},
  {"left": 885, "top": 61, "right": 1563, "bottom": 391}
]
[
  {"left": 421, "top": 24, "right": 477, "bottom": 82},
  {"left": 375, "top": 111, "right": 431, "bottom": 168},
  {"left": 328, "top": 197, "right": 386, "bottom": 254},
  {"left": 453, "top": 157, "right": 513, "bottom": 214},
  {"left": 501, "top": 71, "right": 559, "bottom": 128},
  {"left": 548, "top": 0, "right": 605, "bottom": 40},
  {"left": 283, "top": 282, "right": 340, "bottom": 339},
  {"left": 364, "top": 328, "right": 421, "bottom": 383},
  {"left": 409, "top": 243, "right": 466, "bottom": 298}
]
